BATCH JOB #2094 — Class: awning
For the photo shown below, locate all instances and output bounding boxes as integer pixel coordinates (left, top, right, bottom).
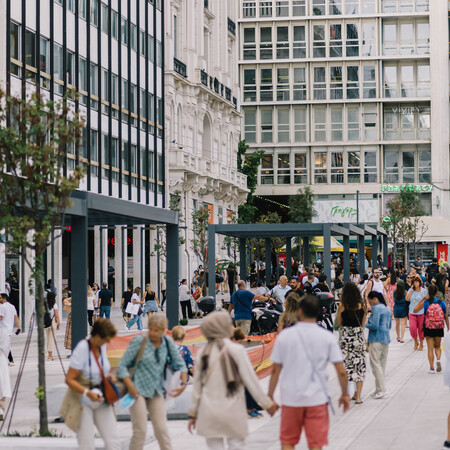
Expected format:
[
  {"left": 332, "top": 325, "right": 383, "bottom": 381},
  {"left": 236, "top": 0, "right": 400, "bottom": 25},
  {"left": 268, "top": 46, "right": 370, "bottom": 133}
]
[
  {"left": 309, "top": 236, "right": 357, "bottom": 253},
  {"left": 416, "top": 216, "right": 450, "bottom": 243}
]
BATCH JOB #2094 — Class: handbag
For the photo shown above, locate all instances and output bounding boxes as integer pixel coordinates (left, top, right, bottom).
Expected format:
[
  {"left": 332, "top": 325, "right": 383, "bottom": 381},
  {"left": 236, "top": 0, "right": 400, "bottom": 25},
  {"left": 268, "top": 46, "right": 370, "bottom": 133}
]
[
  {"left": 192, "top": 290, "right": 201, "bottom": 301},
  {"left": 162, "top": 337, "right": 181, "bottom": 397},
  {"left": 88, "top": 340, "right": 119, "bottom": 405},
  {"left": 115, "top": 336, "right": 148, "bottom": 397},
  {"left": 44, "top": 300, "right": 52, "bottom": 328},
  {"left": 125, "top": 302, "right": 140, "bottom": 315}
]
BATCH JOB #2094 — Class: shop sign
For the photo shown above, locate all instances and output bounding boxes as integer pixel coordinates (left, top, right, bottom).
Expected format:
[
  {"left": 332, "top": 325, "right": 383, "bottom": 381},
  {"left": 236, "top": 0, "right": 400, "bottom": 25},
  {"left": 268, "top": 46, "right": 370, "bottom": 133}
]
[
  {"left": 381, "top": 184, "right": 433, "bottom": 193},
  {"left": 313, "top": 199, "right": 379, "bottom": 224},
  {"left": 437, "top": 244, "right": 449, "bottom": 264}
]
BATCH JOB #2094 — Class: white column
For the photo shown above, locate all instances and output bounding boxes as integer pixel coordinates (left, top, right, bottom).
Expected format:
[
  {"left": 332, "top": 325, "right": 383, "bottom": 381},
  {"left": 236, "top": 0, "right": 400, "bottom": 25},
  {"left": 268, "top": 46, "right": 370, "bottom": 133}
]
[
  {"left": 94, "top": 226, "right": 108, "bottom": 286},
  {"left": 23, "top": 231, "right": 35, "bottom": 329},
  {"left": 0, "top": 231, "right": 5, "bottom": 293},
  {"left": 46, "top": 230, "right": 63, "bottom": 311},
  {"left": 149, "top": 228, "right": 159, "bottom": 291},
  {"left": 132, "top": 226, "right": 142, "bottom": 289},
  {"left": 114, "top": 226, "right": 125, "bottom": 305}
]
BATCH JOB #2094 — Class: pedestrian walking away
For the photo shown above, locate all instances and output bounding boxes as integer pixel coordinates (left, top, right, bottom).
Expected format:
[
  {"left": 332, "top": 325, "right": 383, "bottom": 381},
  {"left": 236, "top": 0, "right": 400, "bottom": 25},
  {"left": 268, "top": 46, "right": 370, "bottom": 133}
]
[
  {"left": 118, "top": 313, "right": 188, "bottom": 450},
  {"left": 0, "top": 293, "right": 21, "bottom": 366},
  {"left": 44, "top": 291, "right": 61, "bottom": 360},
  {"left": 366, "top": 292, "right": 392, "bottom": 399},
  {"left": 60, "top": 319, "right": 120, "bottom": 450},
  {"left": 336, "top": 283, "right": 367, "bottom": 404},
  {"left": 413, "top": 284, "right": 449, "bottom": 374},
  {"left": 269, "top": 295, "right": 350, "bottom": 450},
  {"left": 98, "top": 282, "right": 114, "bottom": 319},
  {"left": 142, "top": 283, "right": 160, "bottom": 320},
  {"left": 393, "top": 280, "right": 407, "bottom": 343},
  {"left": 188, "top": 311, "right": 278, "bottom": 450},
  {"left": 0, "top": 299, "right": 12, "bottom": 420},
  {"left": 121, "top": 285, "right": 132, "bottom": 324}
]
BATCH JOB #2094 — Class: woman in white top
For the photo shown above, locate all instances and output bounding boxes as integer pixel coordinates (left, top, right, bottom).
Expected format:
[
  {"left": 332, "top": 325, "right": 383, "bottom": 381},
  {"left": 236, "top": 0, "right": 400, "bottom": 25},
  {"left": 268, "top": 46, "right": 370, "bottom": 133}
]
[
  {"left": 45, "top": 291, "right": 61, "bottom": 361},
  {"left": 179, "top": 279, "right": 193, "bottom": 320},
  {"left": 87, "top": 285, "right": 95, "bottom": 327},
  {"left": 62, "top": 319, "right": 120, "bottom": 450},
  {"left": 350, "top": 268, "right": 361, "bottom": 284},
  {"left": 92, "top": 283, "right": 100, "bottom": 322},
  {"left": 126, "top": 287, "right": 144, "bottom": 331},
  {"left": 358, "top": 274, "right": 369, "bottom": 300},
  {"left": 0, "top": 303, "right": 12, "bottom": 419}
]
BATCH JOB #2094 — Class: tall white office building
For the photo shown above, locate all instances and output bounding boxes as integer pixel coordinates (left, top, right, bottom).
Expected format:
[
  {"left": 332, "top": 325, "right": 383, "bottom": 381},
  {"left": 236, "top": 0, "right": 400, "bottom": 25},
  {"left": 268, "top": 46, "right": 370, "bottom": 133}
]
[{"left": 239, "top": 0, "right": 449, "bottom": 261}]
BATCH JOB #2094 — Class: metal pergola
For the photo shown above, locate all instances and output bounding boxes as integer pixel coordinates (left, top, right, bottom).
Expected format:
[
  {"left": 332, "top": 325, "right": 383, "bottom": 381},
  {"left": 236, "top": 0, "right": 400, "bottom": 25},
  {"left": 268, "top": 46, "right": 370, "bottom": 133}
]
[
  {"left": 207, "top": 223, "right": 388, "bottom": 302},
  {"left": 66, "top": 191, "right": 180, "bottom": 348}
]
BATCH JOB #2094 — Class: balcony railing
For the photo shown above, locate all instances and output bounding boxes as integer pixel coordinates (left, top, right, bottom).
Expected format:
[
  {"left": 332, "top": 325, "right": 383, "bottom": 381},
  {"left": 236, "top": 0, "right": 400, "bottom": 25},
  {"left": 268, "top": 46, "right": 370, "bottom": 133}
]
[
  {"left": 174, "top": 57, "right": 187, "bottom": 78},
  {"left": 227, "top": 18, "right": 236, "bottom": 36},
  {"left": 204, "top": 0, "right": 209, "bottom": 9},
  {"left": 200, "top": 70, "right": 208, "bottom": 86},
  {"left": 200, "top": 69, "right": 236, "bottom": 109}
]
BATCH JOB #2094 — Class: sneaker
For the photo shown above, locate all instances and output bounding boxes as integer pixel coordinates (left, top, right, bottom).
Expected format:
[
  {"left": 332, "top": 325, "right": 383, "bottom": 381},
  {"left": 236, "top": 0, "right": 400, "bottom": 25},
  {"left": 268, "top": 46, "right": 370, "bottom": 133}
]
[
  {"left": 442, "top": 440, "right": 450, "bottom": 449},
  {"left": 437, "top": 361, "right": 442, "bottom": 373},
  {"left": 0, "top": 408, "right": 3, "bottom": 421},
  {"left": 248, "top": 410, "right": 262, "bottom": 418},
  {"left": 428, "top": 369, "right": 436, "bottom": 374},
  {"left": 8, "top": 361, "right": 14, "bottom": 367},
  {"left": 372, "top": 392, "right": 385, "bottom": 400}
]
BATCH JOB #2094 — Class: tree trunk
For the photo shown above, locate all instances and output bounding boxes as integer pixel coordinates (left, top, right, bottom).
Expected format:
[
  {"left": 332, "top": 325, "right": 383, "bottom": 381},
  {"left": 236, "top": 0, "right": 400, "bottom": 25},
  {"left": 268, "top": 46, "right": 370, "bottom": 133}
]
[{"left": 34, "top": 253, "right": 49, "bottom": 435}]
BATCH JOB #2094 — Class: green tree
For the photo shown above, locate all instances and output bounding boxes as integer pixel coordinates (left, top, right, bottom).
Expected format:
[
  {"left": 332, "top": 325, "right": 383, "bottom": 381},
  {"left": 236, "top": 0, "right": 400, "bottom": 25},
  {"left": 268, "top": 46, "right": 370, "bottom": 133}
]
[
  {"left": 190, "top": 208, "right": 210, "bottom": 265},
  {"left": 288, "top": 187, "right": 317, "bottom": 223},
  {"left": 237, "top": 140, "right": 264, "bottom": 224},
  {"left": 0, "top": 90, "right": 84, "bottom": 434}
]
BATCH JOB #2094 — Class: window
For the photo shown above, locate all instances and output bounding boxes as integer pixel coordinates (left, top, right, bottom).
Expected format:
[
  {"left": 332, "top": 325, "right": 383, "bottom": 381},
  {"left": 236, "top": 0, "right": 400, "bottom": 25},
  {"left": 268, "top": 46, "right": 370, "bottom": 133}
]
[
  {"left": 40, "top": 37, "right": 50, "bottom": 89},
  {"left": 417, "top": 65, "right": 430, "bottom": 97},
  {"left": 313, "top": 25, "right": 326, "bottom": 58},
  {"left": 346, "top": 0, "right": 358, "bottom": 14},
  {"left": 139, "top": 29, "right": 146, "bottom": 55},
  {"left": 329, "top": 0, "right": 343, "bottom": 14},
  {"left": 140, "top": 89, "right": 146, "bottom": 119},
  {"left": 244, "top": 109, "right": 256, "bottom": 143},
  {"left": 418, "top": 106, "right": 430, "bottom": 139},
  {"left": 111, "top": 12, "right": 118, "bottom": 39},
  {"left": 313, "top": 67, "right": 326, "bottom": 100},
  {"left": 294, "top": 107, "right": 307, "bottom": 141},
  {"left": 331, "top": 107, "right": 343, "bottom": 141},
  {"left": 260, "top": 1, "right": 272, "bottom": 17},
  {"left": 54, "top": 43, "right": 64, "bottom": 93},
  {"left": 383, "top": 19, "right": 430, "bottom": 55},
  {"left": 277, "top": 154, "right": 290, "bottom": 184},
  {"left": 383, "top": 23, "right": 397, "bottom": 55},
  {"left": 10, "top": 22, "right": 21, "bottom": 76},
  {"left": 330, "top": 66, "right": 343, "bottom": 99},
  {"left": 90, "top": 0, "right": 98, "bottom": 26},
  {"left": 130, "top": 84, "right": 137, "bottom": 124},
  {"left": 400, "top": 23, "right": 413, "bottom": 55},
  {"left": 294, "top": 153, "right": 307, "bottom": 183},
  {"left": 276, "top": 0, "right": 289, "bottom": 16},
  {"left": 130, "top": 24, "right": 137, "bottom": 51},
  {"left": 313, "top": 0, "right": 326, "bottom": 15},
  {"left": 347, "top": 106, "right": 359, "bottom": 141},
  {"left": 347, "top": 66, "right": 359, "bottom": 99},
  {"left": 364, "top": 150, "right": 377, "bottom": 183},
  {"left": 293, "top": 0, "right": 306, "bottom": 16},
  {"left": 330, "top": 150, "right": 344, "bottom": 183},
  {"left": 79, "top": 57, "right": 87, "bottom": 104},
  {"left": 277, "top": 68, "right": 289, "bottom": 101},
  {"left": 66, "top": 51, "right": 74, "bottom": 85},
  {"left": 346, "top": 24, "right": 359, "bottom": 57},
  {"left": 293, "top": 68, "right": 306, "bottom": 100},
  {"left": 348, "top": 150, "right": 361, "bottom": 183},
  {"left": 329, "top": 24, "right": 342, "bottom": 57},
  {"left": 79, "top": 0, "right": 86, "bottom": 19},
  {"left": 260, "top": 27, "right": 272, "bottom": 59},
  {"left": 243, "top": 69, "right": 256, "bottom": 102},
  {"left": 156, "top": 41, "right": 163, "bottom": 67},
  {"left": 90, "top": 129, "right": 98, "bottom": 176},
  {"left": 260, "top": 68, "right": 273, "bottom": 101},
  {"left": 25, "top": 29, "right": 36, "bottom": 82},
  {"left": 243, "top": 28, "right": 256, "bottom": 60},
  {"left": 243, "top": 1, "right": 257, "bottom": 18},
  {"left": 314, "top": 107, "right": 326, "bottom": 141},
  {"left": 400, "top": 65, "right": 414, "bottom": 97},
  {"left": 363, "top": 65, "right": 376, "bottom": 98},
  {"left": 362, "top": 22, "right": 375, "bottom": 56},
  {"left": 384, "top": 145, "right": 431, "bottom": 183},
  {"left": 416, "top": 22, "right": 430, "bottom": 54},
  {"left": 363, "top": 105, "right": 377, "bottom": 140},
  {"left": 173, "top": 15, "right": 178, "bottom": 58},
  {"left": 121, "top": 17, "right": 128, "bottom": 45},
  {"left": 384, "top": 108, "right": 399, "bottom": 140},
  {"left": 418, "top": 147, "right": 431, "bottom": 182},
  {"left": 314, "top": 151, "right": 327, "bottom": 183},
  {"left": 261, "top": 109, "right": 273, "bottom": 143},
  {"left": 293, "top": 26, "right": 306, "bottom": 58},
  {"left": 362, "top": 0, "right": 376, "bottom": 12},
  {"left": 90, "top": 63, "right": 98, "bottom": 109},
  {"left": 148, "top": 35, "right": 155, "bottom": 62},
  {"left": 276, "top": 27, "right": 289, "bottom": 59},
  {"left": 278, "top": 108, "right": 289, "bottom": 142},
  {"left": 157, "top": 97, "right": 163, "bottom": 137},
  {"left": 384, "top": 66, "right": 397, "bottom": 98},
  {"left": 101, "top": 3, "right": 109, "bottom": 34},
  {"left": 384, "top": 150, "right": 399, "bottom": 182},
  {"left": 402, "top": 151, "right": 415, "bottom": 183},
  {"left": 261, "top": 154, "right": 274, "bottom": 184},
  {"left": 111, "top": 74, "right": 118, "bottom": 118}
]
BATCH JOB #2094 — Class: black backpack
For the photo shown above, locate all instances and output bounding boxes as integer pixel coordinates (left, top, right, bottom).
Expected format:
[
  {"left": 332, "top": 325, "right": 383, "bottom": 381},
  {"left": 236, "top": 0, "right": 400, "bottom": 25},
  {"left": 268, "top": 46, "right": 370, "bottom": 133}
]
[
  {"left": 43, "top": 301, "right": 52, "bottom": 328},
  {"left": 427, "top": 264, "right": 439, "bottom": 283}
]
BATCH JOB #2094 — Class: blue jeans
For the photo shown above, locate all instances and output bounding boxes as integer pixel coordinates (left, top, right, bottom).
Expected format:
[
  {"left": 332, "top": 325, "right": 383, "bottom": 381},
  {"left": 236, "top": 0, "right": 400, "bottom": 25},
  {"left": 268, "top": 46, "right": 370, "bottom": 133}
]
[
  {"left": 99, "top": 305, "right": 111, "bottom": 319},
  {"left": 127, "top": 314, "right": 142, "bottom": 330}
]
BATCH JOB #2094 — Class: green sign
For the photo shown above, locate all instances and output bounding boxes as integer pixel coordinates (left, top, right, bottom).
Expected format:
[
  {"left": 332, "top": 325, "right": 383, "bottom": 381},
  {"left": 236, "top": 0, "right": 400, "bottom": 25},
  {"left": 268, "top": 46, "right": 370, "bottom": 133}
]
[
  {"left": 381, "top": 184, "right": 433, "bottom": 193},
  {"left": 330, "top": 205, "right": 357, "bottom": 219}
]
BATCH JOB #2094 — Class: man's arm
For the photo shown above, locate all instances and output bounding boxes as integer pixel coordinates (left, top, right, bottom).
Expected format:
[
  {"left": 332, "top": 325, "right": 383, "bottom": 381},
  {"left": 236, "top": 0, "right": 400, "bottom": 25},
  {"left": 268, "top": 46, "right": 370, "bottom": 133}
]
[
  {"left": 14, "top": 314, "right": 21, "bottom": 333},
  {"left": 334, "top": 362, "right": 350, "bottom": 412},
  {"left": 364, "top": 280, "right": 373, "bottom": 302},
  {"left": 268, "top": 363, "right": 282, "bottom": 400},
  {"left": 365, "top": 307, "right": 380, "bottom": 330}
]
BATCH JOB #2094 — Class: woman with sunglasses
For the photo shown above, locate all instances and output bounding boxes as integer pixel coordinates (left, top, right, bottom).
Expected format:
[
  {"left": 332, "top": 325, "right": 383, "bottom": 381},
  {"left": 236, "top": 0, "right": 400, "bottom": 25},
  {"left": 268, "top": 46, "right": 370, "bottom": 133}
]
[{"left": 406, "top": 276, "right": 427, "bottom": 351}]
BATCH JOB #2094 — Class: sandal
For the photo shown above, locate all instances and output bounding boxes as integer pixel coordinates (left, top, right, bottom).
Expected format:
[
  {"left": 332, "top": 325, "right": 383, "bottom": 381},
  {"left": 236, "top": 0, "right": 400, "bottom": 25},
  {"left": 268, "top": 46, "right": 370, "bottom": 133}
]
[
  {"left": 47, "top": 357, "right": 56, "bottom": 361},
  {"left": 355, "top": 400, "right": 363, "bottom": 404}
]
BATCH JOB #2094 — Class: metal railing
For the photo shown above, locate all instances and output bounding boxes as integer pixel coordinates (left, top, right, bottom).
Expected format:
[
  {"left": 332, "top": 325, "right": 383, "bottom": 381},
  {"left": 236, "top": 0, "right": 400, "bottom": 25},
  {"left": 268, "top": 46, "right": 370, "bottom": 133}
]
[
  {"left": 227, "top": 18, "right": 236, "bottom": 36},
  {"left": 173, "top": 57, "right": 187, "bottom": 78}
]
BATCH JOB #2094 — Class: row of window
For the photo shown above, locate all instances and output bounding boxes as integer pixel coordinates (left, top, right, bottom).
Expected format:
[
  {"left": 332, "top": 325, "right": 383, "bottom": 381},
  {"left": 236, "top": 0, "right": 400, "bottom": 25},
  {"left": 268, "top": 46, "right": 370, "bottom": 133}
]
[
  {"left": 259, "top": 145, "right": 431, "bottom": 185},
  {"left": 242, "top": 0, "right": 429, "bottom": 18},
  {"left": 242, "top": 62, "right": 429, "bottom": 103},
  {"left": 243, "top": 104, "right": 430, "bottom": 144},
  {"left": 9, "top": 23, "right": 163, "bottom": 136}
]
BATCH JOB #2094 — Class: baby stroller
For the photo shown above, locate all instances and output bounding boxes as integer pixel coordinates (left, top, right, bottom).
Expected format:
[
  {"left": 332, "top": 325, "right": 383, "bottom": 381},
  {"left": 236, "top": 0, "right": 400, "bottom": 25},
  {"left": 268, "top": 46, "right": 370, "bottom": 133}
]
[
  {"left": 198, "top": 296, "right": 216, "bottom": 315},
  {"left": 250, "top": 308, "right": 281, "bottom": 335},
  {"left": 314, "top": 292, "right": 335, "bottom": 331}
]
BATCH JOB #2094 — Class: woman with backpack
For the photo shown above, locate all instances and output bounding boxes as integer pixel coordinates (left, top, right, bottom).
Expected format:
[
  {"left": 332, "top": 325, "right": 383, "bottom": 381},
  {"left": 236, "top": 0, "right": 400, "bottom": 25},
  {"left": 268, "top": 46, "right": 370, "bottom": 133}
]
[
  {"left": 393, "top": 280, "right": 407, "bottom": 343},
  {"left": 406, "top": 276, "right": 427, "bottom": 351},
  {"left": 413, "top": 285, "right": 449, "bottom": 373}
]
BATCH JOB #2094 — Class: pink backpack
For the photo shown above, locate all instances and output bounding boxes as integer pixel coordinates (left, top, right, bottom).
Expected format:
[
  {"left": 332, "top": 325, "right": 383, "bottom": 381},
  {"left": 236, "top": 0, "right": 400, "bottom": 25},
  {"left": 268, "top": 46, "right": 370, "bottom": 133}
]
[{"left": 425, "top": 301, "right": 445, "bottom": 329}]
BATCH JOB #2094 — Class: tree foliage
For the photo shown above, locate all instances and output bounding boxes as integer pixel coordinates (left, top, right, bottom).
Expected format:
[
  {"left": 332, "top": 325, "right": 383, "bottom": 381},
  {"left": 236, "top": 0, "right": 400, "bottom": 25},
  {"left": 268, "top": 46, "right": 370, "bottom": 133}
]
[
  {"left": 0, "top": 90, "right": 85, "bottom": 434},
  {"left": 190, "top": 207, "right": 210, "bottom": 265},
  {"left": 288, "top": 187, "right": 317, "bottom": 223}
]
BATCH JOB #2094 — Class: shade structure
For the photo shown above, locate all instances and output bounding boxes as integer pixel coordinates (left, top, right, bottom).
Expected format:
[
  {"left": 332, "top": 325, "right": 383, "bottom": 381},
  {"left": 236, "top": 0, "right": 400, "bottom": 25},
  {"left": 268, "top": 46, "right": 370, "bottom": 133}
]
[{"left": 309, "top": 236, "right": 357, "bottom": 253}]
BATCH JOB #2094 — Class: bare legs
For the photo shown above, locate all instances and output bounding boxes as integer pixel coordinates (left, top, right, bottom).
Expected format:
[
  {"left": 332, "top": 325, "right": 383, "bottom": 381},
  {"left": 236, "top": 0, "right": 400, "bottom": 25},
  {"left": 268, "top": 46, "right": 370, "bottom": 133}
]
[{"left": 395, "top": 318, "right": 407, "bottom": 342}]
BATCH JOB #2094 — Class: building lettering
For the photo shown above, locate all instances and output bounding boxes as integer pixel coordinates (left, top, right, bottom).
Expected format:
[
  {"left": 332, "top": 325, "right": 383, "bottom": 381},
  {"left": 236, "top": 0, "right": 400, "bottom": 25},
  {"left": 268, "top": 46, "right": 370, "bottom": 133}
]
[
  {"left": 381, "top": 184, "right": 433, "bottom": 193},
  {"left": 330, "top": 205, "right": 358, "bottom": 219}
]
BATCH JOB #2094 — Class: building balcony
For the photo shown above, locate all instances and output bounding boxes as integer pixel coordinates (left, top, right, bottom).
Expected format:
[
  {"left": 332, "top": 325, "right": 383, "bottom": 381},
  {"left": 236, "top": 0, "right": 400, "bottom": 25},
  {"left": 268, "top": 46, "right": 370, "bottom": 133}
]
[
  {"left": 227, "top": 18, "right": 236, "bottom": 36},
  {"left": 204, "top": 0, "right": 209, "bottom": 9},
  {"left": 198, "top": 69, "right": 237, "bottom": 109},
  {"left": 173, "top": 57, "right": 187, "bottom": 78}
]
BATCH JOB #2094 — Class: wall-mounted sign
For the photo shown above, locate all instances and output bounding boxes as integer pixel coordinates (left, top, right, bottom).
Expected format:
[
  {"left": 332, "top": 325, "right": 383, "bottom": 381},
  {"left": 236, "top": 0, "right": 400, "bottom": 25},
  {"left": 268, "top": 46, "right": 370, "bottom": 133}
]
[
  {"left": 390, "top": 106, "right": 423, "bottom": 114},
  {"left": 381, "top": 184, "right": 433, "bottom": 193},
  {"left": 313, "top": 199, "right": 379, "bottom": 224}
]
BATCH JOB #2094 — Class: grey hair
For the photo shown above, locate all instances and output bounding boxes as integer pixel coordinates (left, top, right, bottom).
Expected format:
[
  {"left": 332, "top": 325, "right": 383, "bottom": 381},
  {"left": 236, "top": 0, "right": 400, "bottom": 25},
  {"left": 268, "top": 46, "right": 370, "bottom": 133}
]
[{"left": 148, "top": 312, "right": 168, "bottom": 330}]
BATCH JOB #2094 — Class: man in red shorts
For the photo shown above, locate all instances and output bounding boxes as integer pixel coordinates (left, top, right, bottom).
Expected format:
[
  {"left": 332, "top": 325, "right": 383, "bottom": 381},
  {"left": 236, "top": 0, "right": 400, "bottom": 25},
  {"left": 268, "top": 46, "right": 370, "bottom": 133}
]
[{"left": 268, "top": 295, "right": 350, "bottom": 450}]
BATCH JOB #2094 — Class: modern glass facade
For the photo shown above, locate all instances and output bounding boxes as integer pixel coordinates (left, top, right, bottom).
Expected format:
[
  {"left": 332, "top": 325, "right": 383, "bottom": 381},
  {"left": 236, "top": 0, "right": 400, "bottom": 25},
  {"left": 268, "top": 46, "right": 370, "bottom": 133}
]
[
  {"left": 4, "top": 0, "right": 165, "bottom": 206},
  {"left": 239, "top": 0, "right": 435, "bottom": 207}
]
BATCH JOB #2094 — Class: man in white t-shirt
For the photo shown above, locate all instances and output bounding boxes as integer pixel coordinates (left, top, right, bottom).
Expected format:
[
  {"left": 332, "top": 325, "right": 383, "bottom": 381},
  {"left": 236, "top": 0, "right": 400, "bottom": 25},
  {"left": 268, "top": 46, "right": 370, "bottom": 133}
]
[
  {"left": 0, "top": 293, "right": 21, "bottom": 366},
  {"left": 268, "top": 295, "right": 350, "bottom": 450},
  {"left": 269, "top": 276, "right": 291, "bottom": 310}
]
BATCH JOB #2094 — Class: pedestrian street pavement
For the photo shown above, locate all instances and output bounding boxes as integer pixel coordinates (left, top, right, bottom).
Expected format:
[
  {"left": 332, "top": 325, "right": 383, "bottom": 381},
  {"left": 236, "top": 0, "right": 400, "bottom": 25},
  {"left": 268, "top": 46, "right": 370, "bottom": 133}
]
[{"left": 2, "top": 303, "right": 449, "bottom": 449}]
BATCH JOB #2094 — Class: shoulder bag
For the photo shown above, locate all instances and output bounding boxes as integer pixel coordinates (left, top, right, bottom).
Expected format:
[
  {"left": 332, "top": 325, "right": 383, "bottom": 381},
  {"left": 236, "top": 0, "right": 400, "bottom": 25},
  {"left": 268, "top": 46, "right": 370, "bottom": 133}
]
[{"left": 162, "top": 336, "right": 182, "bottom": 397}]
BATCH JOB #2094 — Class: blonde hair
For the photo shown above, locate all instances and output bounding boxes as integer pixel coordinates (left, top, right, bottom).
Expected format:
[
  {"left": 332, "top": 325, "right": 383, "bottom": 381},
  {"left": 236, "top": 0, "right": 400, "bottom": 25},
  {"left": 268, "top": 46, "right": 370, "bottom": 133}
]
[
  {"left": 148, "top": 312, "right": 168, "bottom": 330},
  {"left": 172, "top": 325, "right": 186, "bottom": 341},
  {"left": 146, "top": 283, "right": 154, "bottom": 295},
  {"left": 87, "top": 285, "right": 94, "bottom": 297},
  {"left": 279, "top": 292, "right": 302, "bottom": 330}
]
